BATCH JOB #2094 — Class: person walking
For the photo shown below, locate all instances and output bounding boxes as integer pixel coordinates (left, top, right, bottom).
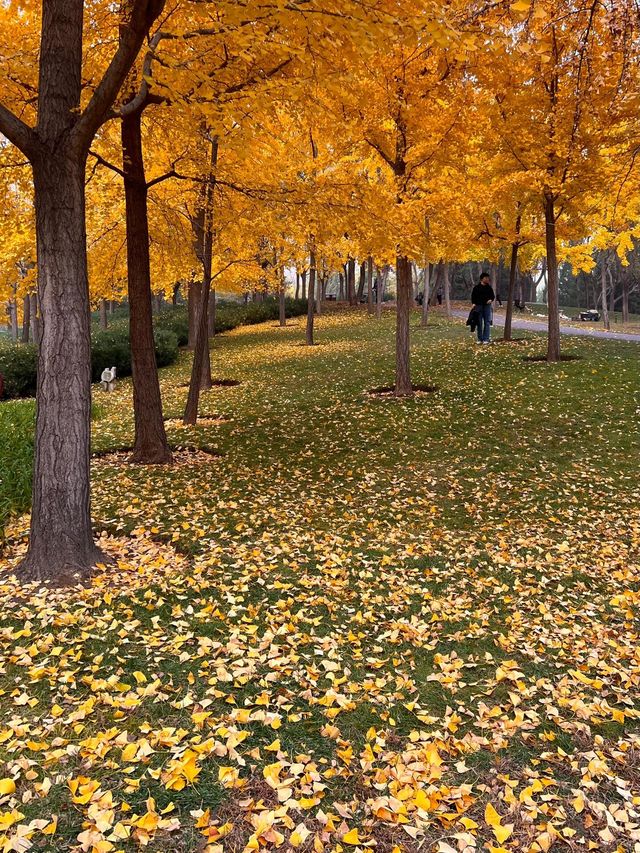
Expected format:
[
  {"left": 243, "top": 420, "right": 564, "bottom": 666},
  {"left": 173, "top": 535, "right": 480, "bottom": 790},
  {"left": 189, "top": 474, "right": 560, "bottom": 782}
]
[{"left": 471, "top": 272, "right": 495, "bottom": 344}]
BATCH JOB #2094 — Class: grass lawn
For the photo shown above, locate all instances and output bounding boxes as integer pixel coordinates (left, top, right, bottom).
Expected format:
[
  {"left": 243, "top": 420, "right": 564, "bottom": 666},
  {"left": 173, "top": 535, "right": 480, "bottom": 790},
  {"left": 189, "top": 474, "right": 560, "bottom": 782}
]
[{"left": 1, "top": 308, "right": 640, "bottom": 851}]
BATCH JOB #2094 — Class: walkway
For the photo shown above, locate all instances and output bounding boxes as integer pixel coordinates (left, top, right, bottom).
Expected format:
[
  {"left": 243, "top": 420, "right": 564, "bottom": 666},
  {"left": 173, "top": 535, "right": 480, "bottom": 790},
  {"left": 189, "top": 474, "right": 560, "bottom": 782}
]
[{"left": 450, "top": 308, "right": 640, "bottom": 343}]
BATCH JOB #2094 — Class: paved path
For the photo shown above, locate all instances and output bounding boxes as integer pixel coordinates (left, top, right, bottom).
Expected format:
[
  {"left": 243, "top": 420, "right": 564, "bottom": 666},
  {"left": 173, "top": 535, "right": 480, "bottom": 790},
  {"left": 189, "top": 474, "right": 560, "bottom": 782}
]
[{"left": 451, "top": 309, "right": 640, "bottom": 343}]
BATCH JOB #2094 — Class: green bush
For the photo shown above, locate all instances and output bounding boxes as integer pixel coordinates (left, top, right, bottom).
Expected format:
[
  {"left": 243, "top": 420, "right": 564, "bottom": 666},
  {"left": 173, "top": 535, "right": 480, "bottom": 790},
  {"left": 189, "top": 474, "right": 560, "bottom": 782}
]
[
  {"left": 0, "top": 344, "right": 38, "bottom": 399},
  {"left": 0, "top": 399, "right": 35, "bottom": 536},
  {"left": 153, "top": 329, "right": 179, "bottom": 367}
]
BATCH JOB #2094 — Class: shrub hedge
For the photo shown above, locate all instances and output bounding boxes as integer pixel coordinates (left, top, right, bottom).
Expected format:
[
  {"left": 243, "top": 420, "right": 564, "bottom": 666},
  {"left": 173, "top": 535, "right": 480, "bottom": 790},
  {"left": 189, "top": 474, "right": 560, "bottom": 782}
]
[{"left": 0, "top": 297, "right": 308, "bottom": 400}]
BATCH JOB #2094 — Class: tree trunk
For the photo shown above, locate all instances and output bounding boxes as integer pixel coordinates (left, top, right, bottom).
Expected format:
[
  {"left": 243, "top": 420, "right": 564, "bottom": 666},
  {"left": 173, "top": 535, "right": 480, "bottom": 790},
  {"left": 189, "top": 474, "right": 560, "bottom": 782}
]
[
  {"left": 367, "top": 256, "right": 374, "bottom": 315},
  {"left": 19, "top": 155, "right": 102, "bottom": 581},
  {"left": 421, "top": 263, "right": 431, "bottom": 328},
  {"left": 339, "top": 271, "right": 345, "bottom": 302},
  {"left": 347, "top": 258, "right": 356, "bottom": 306},
  {"left": 21, "top": 293, "right": 31, "bottom": 342},
  {"left": 504, "top": 216, "right": 521, "bottom": 341},
  {"left": 30, "top": 293, "right": 39, "bottom": 346},
  {"left": 279, "top": 284, "right": 286, "bottom": 327},
  {"left": 121, "top": 106, "right": 172, "bottom": 464},
  {"left": 395, "top": 256, "right": 413, "bottom": 396},
  {"left": 295, "top": 272, "right": 300, "bottom": 300},
  {"left": 357, "top": 262, "right": 366, "bottom": 300},
  {"left": 187, "top": 280, "right": 201, "bottom": 349},
  {"left": 184, "top": 136, "right": 218, "bottom": 425},
  {"left": 544, "top": 192, "right": 561, "bottom": 362},
  {"left": 306, "top": 249, "right": 316, "bottom": 346},
  {"left": 172, "top": 282, "right": 180, "bottom": 306},
  {"left": 315, "top": 268, "right": 322, "bottom": 315},
  {"left": 622, "top": 275, "right": 629, "bottom": 324},
  {"left": 10, "top": 295, "right": 18, "bottom": 341},
  {"left": 99, "top": 297, "right": 108, "bottom": 330},
  {"left": 208, "top": 289, "right": 216, "bottom": 337},
  {"left": 600, "top": 252, "right": 610, "bottom": 331},
  {"left": 301, "top": 270, "right": 307, "bottom": 301},
  {"left": 376, "top": 265, "right": 385, "bottom": 319},
  {"left": 443, "top": 261, "right": 451, "bottom": 317}
]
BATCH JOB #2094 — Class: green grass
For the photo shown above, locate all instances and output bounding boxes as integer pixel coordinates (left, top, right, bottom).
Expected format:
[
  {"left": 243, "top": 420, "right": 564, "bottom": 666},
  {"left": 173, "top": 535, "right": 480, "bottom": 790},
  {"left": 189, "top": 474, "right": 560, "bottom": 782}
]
[
  {"left": 1, "top": 309, "right": 640, "bottom": 849},
  {"left": 0, "top": 399, "right": 34, "bottom": 538}
]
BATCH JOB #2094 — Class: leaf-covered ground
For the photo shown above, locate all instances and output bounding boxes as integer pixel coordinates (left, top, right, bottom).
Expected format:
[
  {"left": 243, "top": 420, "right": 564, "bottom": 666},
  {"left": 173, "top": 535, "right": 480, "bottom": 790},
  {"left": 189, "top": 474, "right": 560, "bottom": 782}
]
[{"left": 1, "top": 309, "right": 640, "bottom": 853}]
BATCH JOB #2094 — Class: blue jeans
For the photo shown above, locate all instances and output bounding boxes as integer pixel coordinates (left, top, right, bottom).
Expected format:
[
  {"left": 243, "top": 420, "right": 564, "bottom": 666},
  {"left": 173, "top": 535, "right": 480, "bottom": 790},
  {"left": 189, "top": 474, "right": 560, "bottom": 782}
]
[{"left": 476, "top": 304, "right": 492, "bottom": 342}]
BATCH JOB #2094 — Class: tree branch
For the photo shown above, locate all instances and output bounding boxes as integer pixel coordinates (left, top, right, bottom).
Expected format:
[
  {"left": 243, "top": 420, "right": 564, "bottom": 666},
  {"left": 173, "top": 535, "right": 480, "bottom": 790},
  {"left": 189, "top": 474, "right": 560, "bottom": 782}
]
[
  {"left": 0, "top": 104, "right": 37, "bottom": 159},
  {"left": 364, "top": 137, "right": 395, "bottom": 170},
  {"left": 73, "top": 0, "right": 167, "bottom": 150},
  {"left": 89, "top": 150, "right": 126, "bottom": 179}
]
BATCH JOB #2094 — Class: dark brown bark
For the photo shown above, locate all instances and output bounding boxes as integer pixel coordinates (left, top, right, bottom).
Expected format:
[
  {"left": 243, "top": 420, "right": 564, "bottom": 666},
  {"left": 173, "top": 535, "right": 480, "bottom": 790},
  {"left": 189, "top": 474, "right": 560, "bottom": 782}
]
[
  {"left": 99, "top": 297, "right": 108, "bottom": 330},
  {"left": 172, "top": 282, "right": 180, "bottom": 306},
  {"left": 376, "top": 265, "right": 385, "bottom": 319},
  {"left": 339, "top": 271, "right": 345, "bottom": 302},
  {"left": 121, "top": 106, "right": 172, "bottom": 464},
  {"left": 184, "top": 136, "right": 218, "bottom": 425},
  {"left": 301, "top": 270, "right": 307, "bottom": 300},
  {"left": 544, "top": 191, "right": 561, "bottom": 362},
  {"left": 622, "top": 275, "right": 630, "bottom": 324},
  {"left": 21, "top": 294, "right": 31, "bottom": 342},
  {"left": 187, "top": 280, "right": 201, "bottom": 349},
  {"left": 443, "top": 261, "right": 451, "bottom": 316},
  {"left": 279, "top": 285, "right": 286, "bottom": 327},
  {"left": 306, "top": 250, "right": 316, "bottom": 346},
  {"left": 367, "top": 256, "right": 374, "bottom": 315},
  {"left": 347, "top": 258, "right": 357, "bottom": 306},
  {"left": 295, "top": 272, "right": 300, "bottom": 300},
  {"left": 357, "top": 262, "right": 366, "bottom": 300},
  {"left": 600, "top": 252, "right": 610, "bottom": 331},
  {"left": 395, "top": 256, "right": 413, "bottom": 397},
  {"left": 503, "top": 215, "right": 521, "bottom": 342},
  {"left": 420, "top": 263, "right": 431, "bottom": 328}
]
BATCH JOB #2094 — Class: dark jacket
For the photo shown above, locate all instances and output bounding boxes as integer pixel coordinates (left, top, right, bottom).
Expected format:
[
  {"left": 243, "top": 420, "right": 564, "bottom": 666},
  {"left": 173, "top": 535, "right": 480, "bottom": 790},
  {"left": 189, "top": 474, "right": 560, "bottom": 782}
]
[
  {"left": 471, "top": 283, "right": 495, "bottom": 306},
  {"left": 465, "top": 308, "right": 479, "bottom": 332}
]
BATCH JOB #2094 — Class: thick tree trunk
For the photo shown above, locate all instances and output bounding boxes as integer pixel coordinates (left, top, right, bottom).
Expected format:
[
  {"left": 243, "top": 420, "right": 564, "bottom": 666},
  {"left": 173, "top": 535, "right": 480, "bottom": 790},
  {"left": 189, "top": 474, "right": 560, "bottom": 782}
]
[
  {"left": 395, "top": 256, "right": 413, "bottom": 397},
  {"left": 121, "top": 107, "right": 172, "bottom": 464},
  {"left": 19, "top": 156, "right": 103, "bottom": 581},
  {"left": 30, "top": 293, "right": 39, "bottom": 346},
  {"left": 347, "top": 258, "right": 356, "bottom": 306},
  {"left": 306, "top": 250, "right": 316, "bottom": 346},
  {"left": 21, "top": 294, "right": 31, "bottom": 342},
  {"left": 544, "top": 192, "right": 561, "bottom": 362},
  {"left": 367, "top": 256, "right": 374, "bottom": 315},
  {"left": 99, "top": 298, "right": 108, "bottom": 330},
  {"left": 600, "top": 252, "right": 610, "bottom": 331},
  {"left": 421, "top": 263, "right": 431, "bottom": 328}
]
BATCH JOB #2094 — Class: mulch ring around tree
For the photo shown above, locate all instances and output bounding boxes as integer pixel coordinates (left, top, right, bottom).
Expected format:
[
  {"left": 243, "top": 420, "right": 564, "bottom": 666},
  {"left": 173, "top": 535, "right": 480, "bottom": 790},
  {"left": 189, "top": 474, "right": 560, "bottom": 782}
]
[
  {"left": 367, "top": 384, "right": 438, "bottom": 397},
  {"left": 522, "top": 354, "right": 582, "bottom": 363},
  {"left": 92, "top": 446, "right": 221, "bottom": 467}
]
